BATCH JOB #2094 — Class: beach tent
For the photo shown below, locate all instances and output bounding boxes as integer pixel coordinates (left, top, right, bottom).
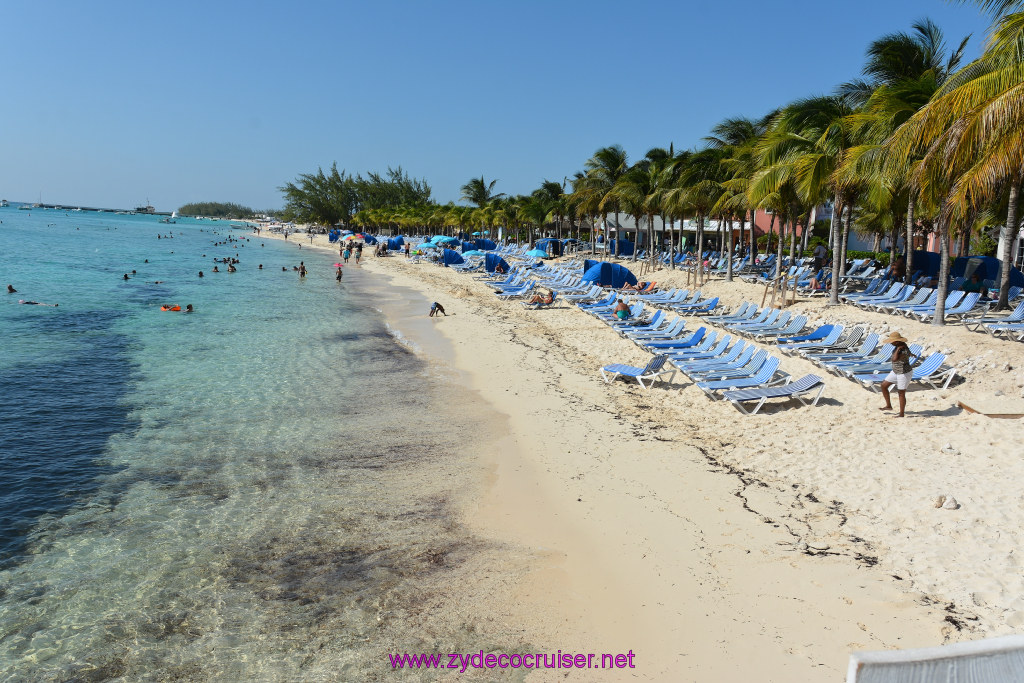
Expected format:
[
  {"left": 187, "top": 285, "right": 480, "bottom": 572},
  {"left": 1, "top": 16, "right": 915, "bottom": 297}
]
[
  {"left": 441, "top": 248, "right": 465, "bottom": 266},
  {"left": 910, "top": 250, "right": 942, "bottom": 279},
  {"left": 581, "top": 261, "right": 637, "bottom": 288},
  {"left": 327, "top": 229, "right": 341, "bottom": 243},
  {"left": 474, "top": 238, "right": 497, "bottom": 251},
  {"left": 387, "top": 236, "right": 405, "bottom": 250},
  {"left": 950, "top": 255, "right": 1024, "bottom": 287},
  {"left": 607, "top": 239, "right": 635, "bottom": 257},
  {"left": 362, "top": 234, "right": 378, "bottom": 245},
  {"left": 484, "top": 253, "right": 510, "bottom": 273},
  {"left": 461, "top": 241, "right": 478, "bottom": 253},
  {"left": 535, "top": 238, "right": 564, "bottom": 257}
]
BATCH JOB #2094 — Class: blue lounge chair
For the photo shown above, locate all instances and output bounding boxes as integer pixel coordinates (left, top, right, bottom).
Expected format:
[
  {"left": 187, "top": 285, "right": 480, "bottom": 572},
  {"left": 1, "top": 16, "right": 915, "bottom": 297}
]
[
  {"left": 851, "top": 353, "right": 957, "bottom": 390},
  {"left": 965, "top": 300, "right": 1024, "bottom": 334},
  {"left": 600, "top": 354, "right": 676, "bottom": 389},
  {"left": 917, "top": 291, "right": 982, "bottom": 323},
  {"left": 521, "top": 291, "right": 559, "bottom": 309},
  {"left": 806, "top": 333, "right": 879, "bottom": 363},
  {"left": 777, "top": 325, "right": 842, "bottom": 352},
  {"left": 643, "top": 327, "right": 707, "bottom": 350},
  {"left": 675, "top": 344, "right": 757, "bottom": 378},
  {"left": 722, "top": 374, "right": 826, "bottom": 415},
  {"left": 696, "top": 357, "right": 785, "bottom": 398}
]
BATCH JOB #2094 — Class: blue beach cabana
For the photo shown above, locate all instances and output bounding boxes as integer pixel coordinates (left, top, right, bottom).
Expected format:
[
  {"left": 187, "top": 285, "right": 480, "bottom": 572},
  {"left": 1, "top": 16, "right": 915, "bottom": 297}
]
[
  {"left": 474, "top": 238, "right": 497, "bottom": 251},
  {"left": 607, "top": 239, "right": 634, "bottom": 257},
  {"left": 484, "top": 253, "right": 510, "bottom": 273},
  {"left": 951, "top": 255, "right": 1024, "bottom": 287},
  {"left": 581, "top": 261, "right": 637, "bottom": 288},
  {"left": 387, "top": 236, "right": 405, "bottom": 250},
  {"left": 535, "top": 238, "right": 563, "bottom": 257},
  {"left": 441, "top": 248, "right": 465, "bottom": 266}
]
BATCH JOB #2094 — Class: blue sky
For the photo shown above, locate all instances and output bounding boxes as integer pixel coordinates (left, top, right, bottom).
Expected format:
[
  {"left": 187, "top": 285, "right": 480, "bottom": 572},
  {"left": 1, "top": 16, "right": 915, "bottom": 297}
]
[{"left": 0, "top": 1, "right": 996, "bottom": 211}]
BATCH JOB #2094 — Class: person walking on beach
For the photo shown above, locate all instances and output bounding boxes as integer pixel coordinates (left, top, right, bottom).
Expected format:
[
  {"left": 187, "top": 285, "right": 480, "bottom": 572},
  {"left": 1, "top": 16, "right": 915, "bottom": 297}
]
[
  {"left": 343, "top": 247, "right": 351, "bottom": 263},
  {"left": 405, "top": 243, "right": 411, "bottom": 258},
  {"left": 355, "top": 245, "right": 362, "bottom": 265},
  {"left": 879, "top": 332, "right": 920, "bottom": 418},
  {"left": 336, "top": 267, "right": 343, "bottom": 282},
  {"left": 812, "top": 243, "right": 827, "bottom": 271}
]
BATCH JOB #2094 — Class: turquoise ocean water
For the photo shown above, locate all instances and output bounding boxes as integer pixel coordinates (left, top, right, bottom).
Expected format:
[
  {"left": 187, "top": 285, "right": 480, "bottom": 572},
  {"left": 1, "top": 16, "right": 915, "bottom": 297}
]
[{"left": 0, "top": 208, "right": 482, "bottom": 679}]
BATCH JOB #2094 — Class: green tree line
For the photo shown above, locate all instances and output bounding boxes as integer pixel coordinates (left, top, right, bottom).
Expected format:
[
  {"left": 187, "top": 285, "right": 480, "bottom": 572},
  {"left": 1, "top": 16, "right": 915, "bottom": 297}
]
[
  {"left": 278, "top": 164, "right": 431, "bottom": 226},
  {"left": 178, "top": 201, "right": 256, "bottom": 218}
]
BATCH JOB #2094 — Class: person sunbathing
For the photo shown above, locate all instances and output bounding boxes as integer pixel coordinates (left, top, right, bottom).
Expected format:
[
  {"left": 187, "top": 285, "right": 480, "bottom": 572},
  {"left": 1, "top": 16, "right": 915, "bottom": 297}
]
[
  {"left": 622, "top": 281, "right": 652, "bottom": 293},
  {"left": 526, "top": 292, "right": 554, "bottom": 305}
]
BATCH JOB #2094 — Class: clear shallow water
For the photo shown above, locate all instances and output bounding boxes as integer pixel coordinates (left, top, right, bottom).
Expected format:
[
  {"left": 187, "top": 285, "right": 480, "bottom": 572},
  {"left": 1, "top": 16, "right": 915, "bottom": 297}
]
[{"left": 0, "top": 209, "right": 488, "bottom": 680}]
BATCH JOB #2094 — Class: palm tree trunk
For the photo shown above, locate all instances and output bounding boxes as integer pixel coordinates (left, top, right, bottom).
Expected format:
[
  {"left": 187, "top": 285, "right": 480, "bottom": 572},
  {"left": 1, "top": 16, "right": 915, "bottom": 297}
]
[
  {"left": 696, "top": 215, "right": 705, "bottom": 285},
  {"left": 613, "top": 210, "right": 620, "bottom": 258},
  {"left": 905, "top": 196, "right": 916, "bottom": 284},
  {"left": 648, "top": 213, "right": 656, "bottom": 270},
  {"left": 775, "top": 213, "right": 785, "bottom": 280},
  {"left": 889, "top": 224, "right": 899, "bottom": 269},
  {"left": 668, "top": 214, "right": 675, "bottom": 270},
  {"left": 727, "top": 215, "right": 737, "bottom": 282},
  {"left": 998, "top": 181, "right": 1021, "bottom": 310},
  {"left": 766, "top": 212, "right": 777, "bottom": 276},
  {"left": 738, "top": 214, "right": 746, "bottom": 262},
  {"left": 840, "top": 203, "right": 853, "bottom": 276},
  {"left": 828, "top": 194, "right": 844, "bottom": 306},
  {"left": 788, "top": 211, "right": 798, "bottom": 263},
  {"left": 932, "top": 215, "right": 952, "bottom": 327},
  {"left": 749, "top": 209, "right": 757, "bottom": 262}
]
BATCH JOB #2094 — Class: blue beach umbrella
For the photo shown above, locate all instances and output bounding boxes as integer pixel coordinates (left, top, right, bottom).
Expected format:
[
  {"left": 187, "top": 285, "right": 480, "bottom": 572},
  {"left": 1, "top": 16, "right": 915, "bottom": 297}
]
[
  {"left": 462, "top": 250, "right": 485, "bottom": 257},
  {"left": 472, "top": 231, "right": 481, "bottom": 236},
  {"left": 526, "top": 249, "right": 549, "bottom": 258}
]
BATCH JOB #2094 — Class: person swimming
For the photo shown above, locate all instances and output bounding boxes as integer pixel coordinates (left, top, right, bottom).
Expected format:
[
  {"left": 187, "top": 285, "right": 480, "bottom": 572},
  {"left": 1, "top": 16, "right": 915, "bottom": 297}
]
[
  {"left": 185, "top": 304, "right": 194, "bottom": 313},
  {"left": 6, "top": 285, "right": 16, "bottom": 293},
  {"left": 20, "top": 300, "right": 58, "bottom": 307}
]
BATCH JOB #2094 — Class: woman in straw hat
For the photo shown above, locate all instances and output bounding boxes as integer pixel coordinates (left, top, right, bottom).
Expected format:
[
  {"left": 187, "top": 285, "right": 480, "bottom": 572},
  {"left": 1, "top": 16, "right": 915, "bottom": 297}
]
[{"left": 880, "top": 332, "right": 919, "bottom": 417}]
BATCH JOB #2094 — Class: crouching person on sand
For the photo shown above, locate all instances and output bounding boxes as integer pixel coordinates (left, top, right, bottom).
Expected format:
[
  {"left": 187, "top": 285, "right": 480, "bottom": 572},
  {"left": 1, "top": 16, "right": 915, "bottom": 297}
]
[{"left": 429, "top": 302, "right": 447, "bottom": 317}]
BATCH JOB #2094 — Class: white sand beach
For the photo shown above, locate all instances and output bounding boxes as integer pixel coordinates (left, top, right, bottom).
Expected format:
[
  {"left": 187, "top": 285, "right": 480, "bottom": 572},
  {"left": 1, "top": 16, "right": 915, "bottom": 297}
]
[{"left": 263, "top": 231, "right": 1024, "bottom": 680}]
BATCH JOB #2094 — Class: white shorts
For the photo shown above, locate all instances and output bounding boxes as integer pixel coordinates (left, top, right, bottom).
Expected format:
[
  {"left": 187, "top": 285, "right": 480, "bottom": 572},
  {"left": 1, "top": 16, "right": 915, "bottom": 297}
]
[{"left": 884, "top": 371, "right": 911, "bottom": 391}]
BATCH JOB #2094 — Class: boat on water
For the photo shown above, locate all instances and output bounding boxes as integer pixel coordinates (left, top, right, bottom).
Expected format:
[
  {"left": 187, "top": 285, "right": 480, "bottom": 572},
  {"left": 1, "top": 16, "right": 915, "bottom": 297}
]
[
  {"left": 0, "top": 199, "right": 9, "bottom": 207},
  {"left": 135, "top": 199, "right": 155, "bottom": 214},
  {"left": 159, "top": 211, "right": 178, "bottom": 224}
]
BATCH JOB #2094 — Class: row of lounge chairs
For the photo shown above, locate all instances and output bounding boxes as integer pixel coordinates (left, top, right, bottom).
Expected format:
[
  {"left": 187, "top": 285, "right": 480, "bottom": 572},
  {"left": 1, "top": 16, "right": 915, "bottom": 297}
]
[{"left": 586, "top": 295, "right": 826, "bottom": 414}]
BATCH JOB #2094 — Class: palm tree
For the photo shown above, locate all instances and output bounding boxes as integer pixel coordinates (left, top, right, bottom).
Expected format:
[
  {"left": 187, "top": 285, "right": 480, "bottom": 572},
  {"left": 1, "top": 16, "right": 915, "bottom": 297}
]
[
  {"left": 839, "top": 19, "right": 970, "bottom": 288},
  {"left": 583, "top": 145, "right": 630, "bottom": 257},
  {"left": 708, "top": 117, "right": 772, "bottom": 280},
  {"left": 460, "top": 176, "right": 504, "bottom": 208},
  {"left": 665, "top": 147, "right": 727, "bottom": 284},
  {"left": 883, "top": 6, "right": 1023, "bottom": 314}
]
